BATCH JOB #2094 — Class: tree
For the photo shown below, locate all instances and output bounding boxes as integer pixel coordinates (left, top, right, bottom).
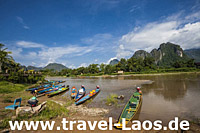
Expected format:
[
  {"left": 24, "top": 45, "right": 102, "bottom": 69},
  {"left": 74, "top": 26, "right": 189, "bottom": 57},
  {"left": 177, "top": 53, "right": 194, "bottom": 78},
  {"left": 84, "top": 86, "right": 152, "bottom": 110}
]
[
  {"left": 88, "top": 64, "right": 99, "bottom": 74},
  {"left": 105, "top": 65, "right": 114, "bottom": 74},
  {"left": 119, "top": 58, "right": 127, "bottom": 71},
  {"left": 0, "top": 43, "right": 14, "bottom": 73},
  {"left": 100, "top": 63, "right": 106, "bottom": 73}
]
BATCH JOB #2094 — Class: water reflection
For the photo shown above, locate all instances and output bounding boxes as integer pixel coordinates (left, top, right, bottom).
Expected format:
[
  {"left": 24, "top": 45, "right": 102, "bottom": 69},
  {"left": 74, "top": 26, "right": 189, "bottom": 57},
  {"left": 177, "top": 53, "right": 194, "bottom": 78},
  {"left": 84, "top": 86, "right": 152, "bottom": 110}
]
[{"left": 47, "top": 73, "right": 200, "bottom": 123}]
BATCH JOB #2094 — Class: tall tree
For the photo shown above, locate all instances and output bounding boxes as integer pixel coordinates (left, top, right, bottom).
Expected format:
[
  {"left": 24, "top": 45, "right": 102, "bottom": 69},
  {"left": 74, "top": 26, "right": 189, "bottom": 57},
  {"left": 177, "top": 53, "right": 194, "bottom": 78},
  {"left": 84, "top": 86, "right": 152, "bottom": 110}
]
[{"left": 0, "top": 44, "right": 13, "bottom": 73}]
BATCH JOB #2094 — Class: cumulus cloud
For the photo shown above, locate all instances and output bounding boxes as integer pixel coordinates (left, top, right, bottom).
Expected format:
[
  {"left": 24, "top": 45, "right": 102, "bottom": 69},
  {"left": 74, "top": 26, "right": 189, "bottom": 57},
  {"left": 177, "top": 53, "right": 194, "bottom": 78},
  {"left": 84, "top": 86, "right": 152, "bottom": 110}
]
[
  {"left": 116, "top": 11, "right": 200, "bottom": 58},
  {"left": 10, "top": 41, "right": 95, "bottom": 67},
  {"left": 38, "top": 45, "right": 93, "bottom": 63},
  {"left": 79, "top": 63, "right": 88, "bottom": 68}
]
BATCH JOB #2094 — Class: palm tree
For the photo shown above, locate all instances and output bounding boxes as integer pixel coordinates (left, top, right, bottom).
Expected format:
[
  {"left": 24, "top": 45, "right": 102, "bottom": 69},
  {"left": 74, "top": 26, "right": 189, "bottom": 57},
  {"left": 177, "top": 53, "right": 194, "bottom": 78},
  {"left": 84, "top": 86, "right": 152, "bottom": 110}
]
[{"left": 0, "top": 43, "right": 13, "bottom": 73}]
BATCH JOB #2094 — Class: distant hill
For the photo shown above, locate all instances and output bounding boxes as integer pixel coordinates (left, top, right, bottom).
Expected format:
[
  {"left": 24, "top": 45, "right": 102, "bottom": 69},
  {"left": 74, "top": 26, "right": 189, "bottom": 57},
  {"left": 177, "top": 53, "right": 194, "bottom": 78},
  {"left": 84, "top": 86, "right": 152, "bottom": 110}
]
[
  {"left": 27, "top": 66, "right": 43, "bottom": 71},
  {"left": 184, "top": 48, "right": 200, "bottom": 62},
  {"left": 25, "top": 63, "right": 67, "bottom": 72},
  {"left": 43, "top": 63, "right": 67, "bottom": 71},
  {"left": 109, "top": 59, "right": 119, "bottom": 66},
  {"left": 132, "top": 42, "right": 190, "bottom": 66}
]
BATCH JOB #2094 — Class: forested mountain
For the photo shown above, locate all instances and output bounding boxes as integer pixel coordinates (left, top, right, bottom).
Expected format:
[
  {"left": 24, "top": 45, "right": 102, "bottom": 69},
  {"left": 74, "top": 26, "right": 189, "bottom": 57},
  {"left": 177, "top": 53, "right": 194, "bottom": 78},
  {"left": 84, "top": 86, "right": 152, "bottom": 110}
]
[
  {"left": 43, "top": 63, "right": 67, "bottom": 71},
  {"left": 109, "top": 59, "right": 119, "bottom": 66},
  {"left": 132, "top": 42, "right": 190, "bottom": 66},
  {"left": 184, "top": 48, "right": 200, "bottom": 62}
]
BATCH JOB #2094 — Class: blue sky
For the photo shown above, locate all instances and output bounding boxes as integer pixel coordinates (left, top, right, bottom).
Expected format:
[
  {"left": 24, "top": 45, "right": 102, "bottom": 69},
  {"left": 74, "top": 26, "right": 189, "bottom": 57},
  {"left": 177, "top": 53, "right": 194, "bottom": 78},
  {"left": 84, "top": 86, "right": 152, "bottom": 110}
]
[{"left": 0, "top": 0, "right": 200, "bottom": 68}]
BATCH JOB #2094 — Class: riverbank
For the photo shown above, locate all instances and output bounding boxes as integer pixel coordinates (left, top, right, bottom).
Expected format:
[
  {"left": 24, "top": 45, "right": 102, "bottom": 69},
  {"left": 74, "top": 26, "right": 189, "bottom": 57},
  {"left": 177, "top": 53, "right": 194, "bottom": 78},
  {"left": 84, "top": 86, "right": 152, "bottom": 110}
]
[
  {"left": 77, "top": 71, "right": 200, "bottom": 78},
  {"left": 1, "top": 73, "right": 200, "bottom": 132}
]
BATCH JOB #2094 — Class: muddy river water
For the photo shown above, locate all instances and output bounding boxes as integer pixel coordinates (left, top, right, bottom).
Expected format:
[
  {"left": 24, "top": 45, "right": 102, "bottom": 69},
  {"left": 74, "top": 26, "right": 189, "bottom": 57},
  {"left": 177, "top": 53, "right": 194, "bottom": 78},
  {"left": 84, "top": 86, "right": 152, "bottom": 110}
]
[{"left": 47, "top": 73, "right": 200, "bottom": 125}]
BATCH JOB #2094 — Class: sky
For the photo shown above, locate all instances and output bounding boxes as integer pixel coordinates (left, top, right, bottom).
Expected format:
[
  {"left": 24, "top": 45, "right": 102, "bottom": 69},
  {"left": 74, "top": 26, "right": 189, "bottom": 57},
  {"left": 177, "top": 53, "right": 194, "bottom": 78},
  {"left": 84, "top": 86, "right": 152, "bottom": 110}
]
[{"left": 0, "top": 0, "right": 200, "bottom": 68}]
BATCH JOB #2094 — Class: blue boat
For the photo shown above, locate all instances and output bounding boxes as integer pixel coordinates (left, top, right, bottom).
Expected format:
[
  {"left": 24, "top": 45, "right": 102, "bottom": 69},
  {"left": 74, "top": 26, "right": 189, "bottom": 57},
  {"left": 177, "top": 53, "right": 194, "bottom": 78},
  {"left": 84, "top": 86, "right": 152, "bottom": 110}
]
[
  {"left": 75, "top": 86, "right": 100, "bottom": 105},
  {"left": 37, "top": 85, "right": 63, "bottom": 94},
  {"left": 75, "top": 87, "right": 86, "bottom": 102},
  {"left": 26, "top": 84, "right": 51, "bottom": 91}
]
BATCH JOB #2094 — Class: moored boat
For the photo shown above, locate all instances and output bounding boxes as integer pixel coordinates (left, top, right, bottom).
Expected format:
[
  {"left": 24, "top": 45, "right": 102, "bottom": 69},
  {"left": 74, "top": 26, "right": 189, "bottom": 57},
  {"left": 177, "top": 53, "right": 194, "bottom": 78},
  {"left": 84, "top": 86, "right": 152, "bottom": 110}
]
[
  {"left": 47, "top": 85, "right": 69, "bottom": 97},
  {"left": 75, "top": 85, "right": 86, "bottom": 102},
  {"left": 37, "top": 84, "right": 64, "bottom": 94},
  {"left": 116, "top": 87, "right": 142, "bottom": 128},
  {"left": 71, "top": 86, "right": 77, "bottom": 99},
  {"left": 75, "top": 85, "right": 100, "bottom": 105}
]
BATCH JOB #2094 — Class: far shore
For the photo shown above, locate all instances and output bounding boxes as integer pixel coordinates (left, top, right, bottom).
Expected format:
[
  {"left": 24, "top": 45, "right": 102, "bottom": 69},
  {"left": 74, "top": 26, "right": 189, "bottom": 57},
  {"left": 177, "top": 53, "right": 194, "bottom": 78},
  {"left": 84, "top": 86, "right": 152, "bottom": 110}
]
[{"left": 45, "top": 71, "right": 200, "bottom": 79}]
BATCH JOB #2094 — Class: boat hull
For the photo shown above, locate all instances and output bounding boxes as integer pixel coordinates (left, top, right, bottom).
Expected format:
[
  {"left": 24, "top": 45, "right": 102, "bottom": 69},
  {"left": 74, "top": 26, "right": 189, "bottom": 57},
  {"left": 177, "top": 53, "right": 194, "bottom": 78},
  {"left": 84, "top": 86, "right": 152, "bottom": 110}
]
[{"left": 116, "top": 91, "right": 142, "bottom": 128}]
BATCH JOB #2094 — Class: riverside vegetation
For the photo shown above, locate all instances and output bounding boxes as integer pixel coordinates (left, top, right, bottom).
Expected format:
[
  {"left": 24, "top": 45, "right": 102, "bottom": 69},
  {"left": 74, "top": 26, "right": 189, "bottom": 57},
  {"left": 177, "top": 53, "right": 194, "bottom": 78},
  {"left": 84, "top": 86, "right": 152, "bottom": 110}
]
[{"left": 28, "top": 42, "right": 200, "bottom": 77}]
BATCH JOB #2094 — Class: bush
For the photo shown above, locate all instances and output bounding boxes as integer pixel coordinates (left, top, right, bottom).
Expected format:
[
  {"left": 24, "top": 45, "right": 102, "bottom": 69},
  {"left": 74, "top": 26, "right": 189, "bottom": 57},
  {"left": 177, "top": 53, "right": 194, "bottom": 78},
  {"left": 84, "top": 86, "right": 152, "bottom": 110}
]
[
  {"left": 32, "top": 101, "right": 69, "bottom": 120},
  {"left": 105, "top": 94, "right": 118, "bottom": 106}
]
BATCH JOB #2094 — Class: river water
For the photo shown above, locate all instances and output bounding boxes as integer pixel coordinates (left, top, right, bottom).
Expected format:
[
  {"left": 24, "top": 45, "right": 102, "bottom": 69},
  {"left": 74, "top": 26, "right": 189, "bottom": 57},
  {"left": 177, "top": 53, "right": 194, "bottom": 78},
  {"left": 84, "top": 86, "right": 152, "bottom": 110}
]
[{"left": 47, "top": 73, "right": 200, "bottom": 125}]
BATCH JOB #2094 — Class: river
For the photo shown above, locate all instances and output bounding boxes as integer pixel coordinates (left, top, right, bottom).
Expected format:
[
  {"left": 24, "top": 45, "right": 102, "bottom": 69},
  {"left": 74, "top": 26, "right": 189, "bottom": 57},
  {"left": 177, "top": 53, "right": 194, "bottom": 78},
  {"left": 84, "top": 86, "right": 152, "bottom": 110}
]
[{"left": 47, "top": 73, "right": 200, "bottom": 125}]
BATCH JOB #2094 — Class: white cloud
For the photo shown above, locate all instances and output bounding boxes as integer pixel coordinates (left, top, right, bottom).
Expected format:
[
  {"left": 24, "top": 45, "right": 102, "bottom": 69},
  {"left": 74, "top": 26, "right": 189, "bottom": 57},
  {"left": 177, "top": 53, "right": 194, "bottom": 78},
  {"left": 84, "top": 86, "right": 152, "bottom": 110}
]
[
  {"left": 79, "top": 63, "right": 88, "bottom": 68},
  {"left": 106, "top": 57, "right": 117, "bottom": 64},
  {"left": 116, "top": 11, "right": 200, "bottom": 58},
  {"left": 16, "top": 16, "right": 30, "bottom": 30},
  {"left": 81, "top": 33, "right": 117, "bottom": 52},
  {"left": 17, "top": 41, "right": 45, "bottom": 48},
  {"left": 38, "top": 45, "right": 93, "bottom": 62},
  {"left": 68, "top": 64, "right": 76, "bottom": 69},
  {"left": 10, "top": 41, "right": 95, "bottom": 67},
  {"left": 23, "top": 26, "right": 30, "bottom": 29}
]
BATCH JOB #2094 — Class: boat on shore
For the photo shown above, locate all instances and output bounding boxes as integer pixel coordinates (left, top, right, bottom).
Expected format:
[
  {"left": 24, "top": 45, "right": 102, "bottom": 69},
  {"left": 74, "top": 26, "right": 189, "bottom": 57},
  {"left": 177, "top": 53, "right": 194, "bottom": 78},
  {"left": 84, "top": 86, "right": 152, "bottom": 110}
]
[
  {"left": 47, "top": 85, "right": 69, "bottom": 97},
  {"left": 71, "top": 86, "right": 77, "bottom": 99},
  {"left": 75, "top": 86, "right": 100, "bottom": 105},
  {"left": 37, "top": 85, "right": 64, "bottom": 94},
  {"left": 75, "top": 87, "right": 86, "bottom": 102},
  {"left": 116, "top": 90, "right": 142, "bottom": 128}
]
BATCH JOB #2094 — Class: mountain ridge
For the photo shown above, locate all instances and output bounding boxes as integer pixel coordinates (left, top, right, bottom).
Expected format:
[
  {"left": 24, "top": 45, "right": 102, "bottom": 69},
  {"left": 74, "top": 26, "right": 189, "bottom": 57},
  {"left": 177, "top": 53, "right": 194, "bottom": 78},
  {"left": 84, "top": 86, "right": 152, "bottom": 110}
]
[
  {"left": 132, "top": 42, "right": 191, "bottom": 66},
  {"left": 26, "top": 63, "right": 68, "bottom": 71}
]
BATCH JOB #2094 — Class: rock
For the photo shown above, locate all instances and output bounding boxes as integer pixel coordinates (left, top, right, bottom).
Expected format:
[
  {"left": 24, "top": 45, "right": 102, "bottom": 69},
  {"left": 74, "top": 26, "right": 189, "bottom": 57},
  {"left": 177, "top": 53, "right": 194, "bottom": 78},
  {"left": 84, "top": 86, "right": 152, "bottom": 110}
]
[
  {"left": 117, "top": 95, "right": 124, "bottom": 100},
  {"left": 67, "top": 104, "right": 109, "bottom": 116},
  {"left": 16, "top": 101, "right": 47, "bottom": 117}
]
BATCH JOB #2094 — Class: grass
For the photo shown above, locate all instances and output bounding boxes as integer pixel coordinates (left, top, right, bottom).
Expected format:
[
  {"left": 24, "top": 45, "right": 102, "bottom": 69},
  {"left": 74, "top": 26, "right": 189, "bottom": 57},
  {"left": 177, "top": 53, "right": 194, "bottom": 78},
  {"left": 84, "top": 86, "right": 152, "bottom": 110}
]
[
  {"left": 32, "top": 101, "right": 69, "bottom": 121},
  {"left": 105, "top": 94, "right": 118, "bottom": 106},
  {"left": 0, "top": 81, "right": 29, "bottom": 93},
  {"left": 0, "top": 101, "right": 70, "bottom": 129}
]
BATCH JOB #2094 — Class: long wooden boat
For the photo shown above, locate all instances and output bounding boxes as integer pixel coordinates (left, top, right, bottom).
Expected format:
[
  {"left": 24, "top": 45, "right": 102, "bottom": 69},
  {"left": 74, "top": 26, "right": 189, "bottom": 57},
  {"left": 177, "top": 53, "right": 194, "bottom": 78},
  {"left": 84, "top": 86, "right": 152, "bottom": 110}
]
[
  {"left": 71, "top": 86, "right": 77, "bottom": 99},
  {"left": 116, "top": 91, "right": 142, "bottom": 128},
  {"left": 75, "top": 88, "right": 86, "bottom": 102},
  {"left": 47, "top": 86, "right": 69, "bottom": 97},
  {"left": 75, "top": 87, "right": 100, "bottom": 105},
  {"left": 37, "top": 85, "right": 64, "bottom": 94},
  {"left": 26, "top": 84, "right": 51, "bottom": 91}
]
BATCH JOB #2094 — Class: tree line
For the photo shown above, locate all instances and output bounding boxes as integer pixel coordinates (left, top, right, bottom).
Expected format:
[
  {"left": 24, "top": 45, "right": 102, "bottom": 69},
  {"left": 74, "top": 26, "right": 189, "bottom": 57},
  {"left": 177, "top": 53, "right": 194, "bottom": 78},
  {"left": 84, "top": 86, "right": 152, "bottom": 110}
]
[
  {"left": 0, "top": 44, "right": 44, "bottom": 83},
  {"left": 44, "top": 56, "right": 197, "bottom": 76}
]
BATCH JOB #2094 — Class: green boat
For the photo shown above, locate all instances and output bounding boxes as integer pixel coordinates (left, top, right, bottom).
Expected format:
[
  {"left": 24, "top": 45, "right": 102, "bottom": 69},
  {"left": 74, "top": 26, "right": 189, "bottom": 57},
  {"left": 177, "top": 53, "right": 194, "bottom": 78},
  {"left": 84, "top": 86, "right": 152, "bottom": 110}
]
[
  {"left": 47, "top": 86, "right": 69, "bottom": 97},
  {"left": 116, "top": 90, "right": 142, "bottom": 128}
]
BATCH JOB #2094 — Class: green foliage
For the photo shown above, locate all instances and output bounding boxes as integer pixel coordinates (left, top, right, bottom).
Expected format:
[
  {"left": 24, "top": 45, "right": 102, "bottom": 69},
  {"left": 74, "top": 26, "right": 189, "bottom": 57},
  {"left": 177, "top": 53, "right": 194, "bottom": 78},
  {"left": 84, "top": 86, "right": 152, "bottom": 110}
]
[
  {"left": 105, "top": 94, "right": 118, "bottom": 106},
  {"left": 0, "top": 118, "right": 11, "bottom": 129},
  {"left": 0, "top": 81, "right": 28, "bottom": 93},
  {"left": 32, "top": 101, "right": 69, "bottom": 120},
  {"left": 0, "top": 44, "right": 44, "bottom": 83}
]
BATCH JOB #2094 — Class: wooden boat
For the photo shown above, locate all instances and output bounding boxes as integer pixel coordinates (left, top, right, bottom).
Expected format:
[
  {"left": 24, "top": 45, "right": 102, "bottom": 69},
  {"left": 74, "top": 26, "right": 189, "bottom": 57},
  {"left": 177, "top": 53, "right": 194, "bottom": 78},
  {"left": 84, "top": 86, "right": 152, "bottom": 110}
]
[
  {"left": 116, "top": 91, "right": 142, "bottom": 128},
  {"left": 75, "top": 87, "right": 100, "bottom": 105},
  {"left": 71, "top": 86, "right": 77, "bottom": 99},
  {"left": 47, "top": 86, "right": 69, "bottom": 97},
  {"left": 37, "top": 85, "right": 64, "bottom": 94},
  {"left": 26, "top": 84, "right": 51, "bottom": 91},
  {"left": 75, "top": 88, "right": 86, "bottom": 102},
  {"left": 45, "top": 85, "right": 65, "bottom": 95}
]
